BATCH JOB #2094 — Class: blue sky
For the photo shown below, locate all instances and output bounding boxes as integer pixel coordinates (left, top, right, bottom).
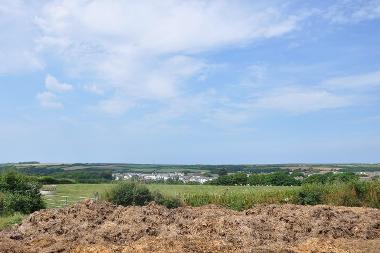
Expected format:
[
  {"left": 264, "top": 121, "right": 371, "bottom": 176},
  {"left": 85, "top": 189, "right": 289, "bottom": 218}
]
[{"left": 1, "top": 0, "right": 380, "bottom": 164}]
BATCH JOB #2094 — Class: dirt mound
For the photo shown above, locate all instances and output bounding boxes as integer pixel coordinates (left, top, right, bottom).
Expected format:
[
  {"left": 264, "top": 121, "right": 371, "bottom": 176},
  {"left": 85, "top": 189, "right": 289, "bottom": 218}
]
[{"left": 0, "top": 200, "right": 379, "bottom": 253}]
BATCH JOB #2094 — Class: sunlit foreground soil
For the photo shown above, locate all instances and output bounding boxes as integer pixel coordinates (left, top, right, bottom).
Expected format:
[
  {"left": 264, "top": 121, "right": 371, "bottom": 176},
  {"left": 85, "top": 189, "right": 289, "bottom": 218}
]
[{"left": 0, "top": 200, "right": 379, "bottom": 253}]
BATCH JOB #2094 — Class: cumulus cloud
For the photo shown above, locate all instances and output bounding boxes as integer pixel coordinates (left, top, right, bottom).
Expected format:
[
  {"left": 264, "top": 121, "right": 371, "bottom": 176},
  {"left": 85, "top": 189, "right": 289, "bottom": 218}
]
[
  {"left": 36, "top": 74, "right": 72, "bottom": 109},
  {"left": 45, "top": 74, "right": 73, "bottom": 92},
  {"left": 36, "top": 91, "right": 63, "bottom": 109}
]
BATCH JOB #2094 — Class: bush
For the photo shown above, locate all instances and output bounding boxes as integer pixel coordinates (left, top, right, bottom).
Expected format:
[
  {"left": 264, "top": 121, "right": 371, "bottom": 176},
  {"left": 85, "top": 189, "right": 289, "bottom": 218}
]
[
  {"left": 0, "top": 172, "right": 45, "bottom": 215},
  {"left": 0, "top": 171, "right": 41, "bottom": 194},
  {"left": 152, "top": 191, "right": 182, "bottom": 208},
  {"left": 323, "top": 181, "right": 380, "bottom": 208},
  {"left": 104, "top": 181, "right": 153, "bottom": 206},
  {"left": 323, "top": 183, "right": 361, "bottom": 207},
  {"left": 363, "top": 180, "right": 380, "bottom": 208},
  {"left": 0, "top": 193, "right": 4, "bottom": 214},
  {"left": 297, "top": 184, "right": 325, "bottom": 205},
  {"left": 2, "top": 193, "right": 45, "bottom": 214},
  {"left": 104, "top": 182, "right": 182, "bottom": 208}
]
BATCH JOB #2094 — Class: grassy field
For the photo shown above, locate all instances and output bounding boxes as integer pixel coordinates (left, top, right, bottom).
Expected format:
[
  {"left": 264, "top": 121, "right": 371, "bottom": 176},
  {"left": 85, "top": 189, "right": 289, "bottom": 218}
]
[
  {"left": 0, "top": 213, "right": 25, "bottom": 230},
  {"left": 43, "top": 184, "right": 114, "bottom": 208},
  {"left": 43, "top": 183, "right": 300, "bottom": 209}
]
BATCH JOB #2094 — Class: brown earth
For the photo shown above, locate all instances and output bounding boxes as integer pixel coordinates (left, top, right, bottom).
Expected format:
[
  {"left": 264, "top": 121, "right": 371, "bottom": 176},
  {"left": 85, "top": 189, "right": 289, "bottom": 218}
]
[{"left": 0, "top": 200, "right": 379, "bottom": 253}]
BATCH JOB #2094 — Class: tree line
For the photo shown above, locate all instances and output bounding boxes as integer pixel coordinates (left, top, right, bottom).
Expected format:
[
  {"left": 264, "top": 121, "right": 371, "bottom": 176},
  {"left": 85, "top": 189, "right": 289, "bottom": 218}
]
[{"left": 208, "top": 171, "right": 360, "bottom": 186}]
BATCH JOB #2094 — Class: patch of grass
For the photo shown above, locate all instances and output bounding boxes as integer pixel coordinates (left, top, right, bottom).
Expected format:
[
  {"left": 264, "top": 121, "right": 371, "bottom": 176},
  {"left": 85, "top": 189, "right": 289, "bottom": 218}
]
[
  {"left": 0, "top": 213, "right": 25, "bottom": 230},
  {"left": 43, "top": 184, "right": 115, "bottom": 208},
  {"left": 297, "top": 180, "right": 380, "bottom": 208},
  {"left": 180, "top": 187, "right": 299, "bottom": 210}
]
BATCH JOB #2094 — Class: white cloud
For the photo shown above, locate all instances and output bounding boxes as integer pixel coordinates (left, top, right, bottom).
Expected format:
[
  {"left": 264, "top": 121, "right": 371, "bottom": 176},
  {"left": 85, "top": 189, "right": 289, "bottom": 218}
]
[
  {"left": 0, "top": 0, "right": 314, "bottom": 118},
  {"left": 84, "top": 84, "right": 104, "bottom": 95},
  {"left": 64, "top": 1, "right": 301, "bottom": 53},
  {"left": 45, "top": 74, "right": 73, "bottom": 92},
  {"left": 254, "top": 87, "right": 352, "bottom": 114},
  {"left": 31, "top": 0, "right": 306, "bottom": 109},
  {"left": 0, "top": 50, "right": 43, "bottom": 74},
  {"left": 323, "top": 69, "right": 380, "bottom": 89},
  {"left": 325, "top": 0, "right": 380, "bottom": 24},
  {"left": 97, "top": 97, "right": 135, "bottom": 116},
  {"left": 5, "top": 1, "right": 365, "bottom": 119},
  {"left": 36, "top": 74, "right": 72, "bottom": 109},
  {"left": 36, "top": 91, "right": 63, "bottom": 109},
  {"left": 0, "top": 0, "right": 43, "bottom": 74},
  {"left": 142, "top": 55, "right": 207, "bottom": 99}
]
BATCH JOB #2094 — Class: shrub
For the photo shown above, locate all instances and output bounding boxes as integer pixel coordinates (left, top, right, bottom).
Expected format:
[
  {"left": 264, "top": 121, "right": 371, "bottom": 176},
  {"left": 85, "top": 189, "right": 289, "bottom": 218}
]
[
  {"left": 152, "top": 191, "right": 182, "bottom": 208},
  {"left": 0, "top": 172, "right": 45, "bottom": 215},
  {"left": 330, "top": 180, "right": 380, "bottom": 208},
  {"left": 297, "top": 184, "right": 325, "bottom": 205},
  {"left": 2, "top": 193, "right": 45, "bottom": 214},
  {"left": 363, "top": 180, "right": 380, "bottom": 208},
  {"left": 0, "top": 193, "right": 4, "bottom": 214},
  {"left": 323, "top": 183, "right": 362, "bottom": 207},
  {"left": 0, "top": 171, "right": 41, "bottom": 194},
  {"left": 105, "top": 182, "right": 183, "bottom": 208},
  {"left": 104, "top": 181, "right": 153, "bottom": 206}
]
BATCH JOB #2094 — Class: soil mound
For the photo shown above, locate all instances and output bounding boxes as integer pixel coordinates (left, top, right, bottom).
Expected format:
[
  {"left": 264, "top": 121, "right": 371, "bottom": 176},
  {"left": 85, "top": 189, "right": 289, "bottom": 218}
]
[{"left": 0, "top": 200, "right": 379, "bottom": 253}]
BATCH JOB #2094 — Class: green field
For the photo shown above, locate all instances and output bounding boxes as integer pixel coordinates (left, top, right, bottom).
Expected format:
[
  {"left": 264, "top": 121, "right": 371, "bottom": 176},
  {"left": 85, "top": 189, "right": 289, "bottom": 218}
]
[
  {"left": 43, "top": 183, "right": 300, "bottom": 210},
  {"left": 42, "top": 180, "right": 380, "bottom": 211}
]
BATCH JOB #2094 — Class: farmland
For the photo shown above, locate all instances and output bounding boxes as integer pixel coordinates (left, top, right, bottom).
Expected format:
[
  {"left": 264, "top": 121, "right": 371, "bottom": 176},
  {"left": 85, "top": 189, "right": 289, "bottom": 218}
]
[
  {"left": 42, "top": 180, "right": 380, "bottom": 211},
  {"left": 43, "top": 183, "right": 300, "bottom": 210}
]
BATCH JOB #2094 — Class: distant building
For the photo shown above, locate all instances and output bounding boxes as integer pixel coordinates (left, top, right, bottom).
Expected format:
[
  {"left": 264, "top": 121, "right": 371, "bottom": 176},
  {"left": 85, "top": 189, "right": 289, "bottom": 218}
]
[{"left": 112, "top": 172, "right": 215, "bottom": 184}]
